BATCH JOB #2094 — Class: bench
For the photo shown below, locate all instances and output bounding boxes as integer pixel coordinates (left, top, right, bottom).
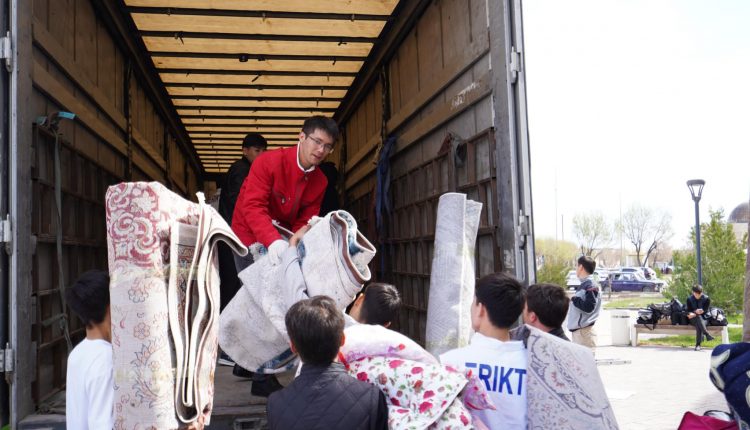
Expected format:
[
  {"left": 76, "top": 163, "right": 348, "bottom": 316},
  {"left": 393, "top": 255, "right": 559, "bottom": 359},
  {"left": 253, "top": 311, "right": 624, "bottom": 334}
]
[{"left": 630, "top": 324, "right": 729, "bottom": 347}]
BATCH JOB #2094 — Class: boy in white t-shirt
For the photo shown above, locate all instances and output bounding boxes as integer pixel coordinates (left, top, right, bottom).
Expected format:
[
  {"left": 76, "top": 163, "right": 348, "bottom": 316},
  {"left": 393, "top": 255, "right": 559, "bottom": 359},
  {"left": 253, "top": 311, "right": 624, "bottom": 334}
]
[
  {"left": 440, "top": 273, "right": 527, "bottom": 430},
  {"left": 65, "top": 270, "right": 114, "bottom": 430}
]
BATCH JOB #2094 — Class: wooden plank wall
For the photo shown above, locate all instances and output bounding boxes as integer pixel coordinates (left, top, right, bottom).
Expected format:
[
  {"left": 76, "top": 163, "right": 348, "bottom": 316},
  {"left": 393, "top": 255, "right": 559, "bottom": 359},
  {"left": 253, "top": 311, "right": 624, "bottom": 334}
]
[
  {"left": 28, "top": 0, "right": 200, "bottom": 407},
  {"left": 31, "top": 0, "right": 198, "bottom": 194},
  {"left": 341, "top": 0, "right": 496, "bottom": 343}
]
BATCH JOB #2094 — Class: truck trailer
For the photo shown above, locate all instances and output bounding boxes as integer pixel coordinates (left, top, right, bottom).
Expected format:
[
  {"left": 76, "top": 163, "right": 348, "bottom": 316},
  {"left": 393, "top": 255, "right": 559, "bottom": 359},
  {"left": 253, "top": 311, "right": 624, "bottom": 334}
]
[{"left": 0, "top": 0, "right": 535, "bottom": 427}]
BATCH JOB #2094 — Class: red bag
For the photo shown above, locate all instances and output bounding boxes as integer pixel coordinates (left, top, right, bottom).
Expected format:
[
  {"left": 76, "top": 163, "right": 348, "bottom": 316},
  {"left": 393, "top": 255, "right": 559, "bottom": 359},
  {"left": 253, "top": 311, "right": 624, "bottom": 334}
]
[{"left": 678, "top": 411, "right": 737, "bottom": 430}]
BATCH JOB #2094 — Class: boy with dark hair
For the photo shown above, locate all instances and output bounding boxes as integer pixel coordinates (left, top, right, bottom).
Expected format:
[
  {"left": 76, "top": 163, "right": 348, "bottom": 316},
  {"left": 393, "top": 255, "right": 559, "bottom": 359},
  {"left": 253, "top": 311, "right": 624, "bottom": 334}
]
[
  {"left": 348, "top": 283, "right": 401, "bottom": 328},
  {"left": 267, "top": 296, "right": 388, "bottom": 430},
  {"left": 686, "top": 284, "right": 714, "bottom": 351},
  {"left": 439, "top": 272, "right": 527, "bottom": 429},
  {"left": 567, "top": 255, "right": 602, "bottom": 351},
  {"left": 521, "top": 283, "right": 570, "bottom": 341},
  {"left": 65, "top": 270, "right": 114, "bottom": 430}
]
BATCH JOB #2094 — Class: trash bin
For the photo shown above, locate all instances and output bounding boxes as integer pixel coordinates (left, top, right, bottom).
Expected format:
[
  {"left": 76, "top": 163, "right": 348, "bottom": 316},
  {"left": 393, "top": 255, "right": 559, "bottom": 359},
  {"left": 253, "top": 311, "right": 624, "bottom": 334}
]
[{"left": 611, "top": 310, "right": 631, "bottom": 346}]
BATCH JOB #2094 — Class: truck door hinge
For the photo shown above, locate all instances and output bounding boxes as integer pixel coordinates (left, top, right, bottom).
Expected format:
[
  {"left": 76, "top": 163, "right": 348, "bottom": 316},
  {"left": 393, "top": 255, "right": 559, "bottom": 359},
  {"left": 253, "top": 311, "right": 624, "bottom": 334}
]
[
  {"left": 1, "top": 216, "right": 11, "bottom": 255},
  {"left": 518, "top": 211, "right": 531, "bottom": 247},
  {"left": 0, "top": 32, "right": 12, "bottom": 72},
  {"left": 509, "top": 47, "right": 521, "bottom": 84},
  {"left": 0, "top": 344, "right": 14, "bottom": 373}
]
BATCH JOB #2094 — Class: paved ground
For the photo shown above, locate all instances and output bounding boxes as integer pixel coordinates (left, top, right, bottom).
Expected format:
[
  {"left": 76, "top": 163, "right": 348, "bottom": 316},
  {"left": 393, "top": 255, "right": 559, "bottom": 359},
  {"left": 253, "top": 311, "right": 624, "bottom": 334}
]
[
  {"left": 22, "top": 295, "right": 732, "bottom": 429},
  {"left": 587, "top": 307, "right": 729, "bottom": 429},
  {"left": 596, "top": 345, "right": 726, "bottom": 429}
]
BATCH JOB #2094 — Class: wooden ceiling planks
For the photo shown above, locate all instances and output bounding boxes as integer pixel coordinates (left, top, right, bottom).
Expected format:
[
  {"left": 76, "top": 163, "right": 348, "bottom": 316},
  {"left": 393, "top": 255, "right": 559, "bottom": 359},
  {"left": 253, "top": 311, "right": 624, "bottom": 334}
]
[
  {"left": 124, "top": 0, "right": 400, "bottom": 16},
  {"left": 167, "top": 87, "right": 348, "bottom": 99},
  {"left": 177, "top": 109, "right": 332, "bottom": 117},
  {"left": 161, "top": 73, "right": 354, "bottom": 87},
  {"left": 172, "top": 99, "right": 340, "bottom": 108},
  {"left": 125, "top": 0, "right": 401, "bottom": 172},
  {"left": 131, "top": 14, "right": 386, "bottom": 38},
  {"left": 186, "top": 125, "right": 300, "bottom": 133},
  {"left": 143, "top": 37, "right": 373, "bottom": 57},
  {"left": 190, "top": 133, "right": 299, "bottom": 139},
  {"left": 182, "top": 117, "right": 305, "bottom": 125},
  {"left": 153, "top": 57, "right": 363, "bottom": 73}
]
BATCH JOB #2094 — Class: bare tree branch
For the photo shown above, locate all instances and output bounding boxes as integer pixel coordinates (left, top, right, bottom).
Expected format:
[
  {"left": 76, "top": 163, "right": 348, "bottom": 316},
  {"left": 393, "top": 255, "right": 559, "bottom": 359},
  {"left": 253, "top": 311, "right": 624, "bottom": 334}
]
[
  {"left": 618, "top": 205, "right": 673, "bottom": 267},
  {"left": 572, "top": 212, "right": 612, "bottom": 257}
]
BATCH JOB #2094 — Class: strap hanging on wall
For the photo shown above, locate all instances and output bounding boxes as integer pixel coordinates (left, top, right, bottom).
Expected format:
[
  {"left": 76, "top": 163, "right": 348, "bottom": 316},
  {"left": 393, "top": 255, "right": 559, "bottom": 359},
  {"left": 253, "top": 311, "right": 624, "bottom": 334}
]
[{"left": 34, "top": 111, "right": 76, "bottom": 353}]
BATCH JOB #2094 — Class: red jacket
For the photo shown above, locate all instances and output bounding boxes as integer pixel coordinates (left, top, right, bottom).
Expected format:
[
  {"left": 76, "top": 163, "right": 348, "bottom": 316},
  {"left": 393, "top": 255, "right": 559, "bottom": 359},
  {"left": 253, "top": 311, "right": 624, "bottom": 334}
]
[{"left": 232, "top": 146, "right": 327, "bottom": 247}]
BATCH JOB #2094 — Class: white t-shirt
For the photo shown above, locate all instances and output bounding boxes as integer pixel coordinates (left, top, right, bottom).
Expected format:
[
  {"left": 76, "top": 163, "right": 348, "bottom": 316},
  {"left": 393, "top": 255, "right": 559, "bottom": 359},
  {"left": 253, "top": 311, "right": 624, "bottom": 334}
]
[
  {"left": 66, "top": 338, "right": 114, "bottom": 430},
  {"left": 440, "top": 332, "right": 527, "bottom": 430}
]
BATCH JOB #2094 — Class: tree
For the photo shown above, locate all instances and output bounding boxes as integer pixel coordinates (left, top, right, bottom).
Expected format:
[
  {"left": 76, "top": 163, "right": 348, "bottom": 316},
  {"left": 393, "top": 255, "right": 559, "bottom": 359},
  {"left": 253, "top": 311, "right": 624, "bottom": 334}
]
[
  {"left": 618, "top": 205, "right": 673, "bottom": 267},
  {"left": 666, "top": 210, "right": 747, "bottom": 315},
  {"left": 572, "top": 212, "right": 612, "bottom": 257},
  {"left": 535, "top": 238, "right": 577, "bottom": 287}
]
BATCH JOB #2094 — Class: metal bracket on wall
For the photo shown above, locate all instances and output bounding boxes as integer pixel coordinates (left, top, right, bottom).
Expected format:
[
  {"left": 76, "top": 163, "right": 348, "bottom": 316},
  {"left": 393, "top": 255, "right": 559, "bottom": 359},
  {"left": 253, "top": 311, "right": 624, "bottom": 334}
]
[
  {"left": 0, "top": 32, "right": 12, "bottom": 72},
  {"left": 517, "top": 210, "right": 531, "bottom": 247},
  {"left": 0, "top": 215, "right": 12, "bottom": 255},
  {"left": 509, "top": 47, "right": 521, "bottom": 84},
  {"left": 0, "top": 344, "right": 14, "bottom": 373}
]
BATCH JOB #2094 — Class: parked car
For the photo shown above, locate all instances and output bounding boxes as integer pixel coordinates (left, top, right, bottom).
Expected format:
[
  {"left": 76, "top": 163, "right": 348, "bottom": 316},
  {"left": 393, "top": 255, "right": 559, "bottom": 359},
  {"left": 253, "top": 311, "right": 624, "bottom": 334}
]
[
  {"left": 607, "top": 271, "right": 665, "bottom": 292},
  {"left": 567, "top": 269, "right": 610, "bottom": 290},
  {"left": 621, "top": 266, "right": 657, "bottom": 280},
  {"left": 566, "top": 270, "right": 580, "bottom": 289}
]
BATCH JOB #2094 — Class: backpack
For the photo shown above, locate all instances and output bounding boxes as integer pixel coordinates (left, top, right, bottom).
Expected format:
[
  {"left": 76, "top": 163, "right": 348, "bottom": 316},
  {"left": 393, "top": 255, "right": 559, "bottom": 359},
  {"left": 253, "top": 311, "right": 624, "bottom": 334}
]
[
  {"left": 706, "top": 307, "right": 728, "bottom": 326},
  {"left": 670, "top": 298, "right": 688, "bottom": 325},
  {"left": 637, "top": 302, "right": 673, "bottom": 329},
  {"left": 636, "top": 308, "right": 656, "bottom": 326}
]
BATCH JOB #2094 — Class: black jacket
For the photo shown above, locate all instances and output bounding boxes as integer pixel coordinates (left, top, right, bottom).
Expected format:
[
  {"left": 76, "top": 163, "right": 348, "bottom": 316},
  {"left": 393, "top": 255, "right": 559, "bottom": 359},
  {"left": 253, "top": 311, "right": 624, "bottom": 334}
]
[
  {"left": 686, "top": 294, "right": 711, "bottom": 318},
  {"left": 218, "top": 157, "right": 251, "bottom": 224},
  {"left": 267, "top": 362, "right": 388, "bottom": 430}
]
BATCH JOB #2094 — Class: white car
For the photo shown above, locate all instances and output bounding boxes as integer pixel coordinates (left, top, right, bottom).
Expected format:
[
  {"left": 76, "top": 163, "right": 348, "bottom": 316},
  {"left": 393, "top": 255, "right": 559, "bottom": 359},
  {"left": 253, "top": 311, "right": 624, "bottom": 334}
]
[
  {"left": 566, "top": 270, "right": 580, "bottom": 289},
  {"left": 567, "top": 269, "right": 608, "bottom": 289}
]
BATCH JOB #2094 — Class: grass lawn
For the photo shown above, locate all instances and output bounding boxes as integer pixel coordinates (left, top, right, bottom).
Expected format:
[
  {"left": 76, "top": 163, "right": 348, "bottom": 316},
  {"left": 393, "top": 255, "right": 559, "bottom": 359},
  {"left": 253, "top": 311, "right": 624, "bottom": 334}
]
[
  {"left": 727, "top": 313, "right": 744, "bottom": 325},
  {"left": 640, "top": 326, "right": 743, "bottom": 348},
  {"left": 604, "top": 297, "right": 662, "bottom": 309}
]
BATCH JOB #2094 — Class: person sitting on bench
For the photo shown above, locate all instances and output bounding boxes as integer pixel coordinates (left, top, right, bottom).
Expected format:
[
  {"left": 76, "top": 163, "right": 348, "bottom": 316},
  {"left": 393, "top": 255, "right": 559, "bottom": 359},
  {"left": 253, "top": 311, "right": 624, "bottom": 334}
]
[{"left": 686, "top": 284, "right": 714, "bottom": 351}]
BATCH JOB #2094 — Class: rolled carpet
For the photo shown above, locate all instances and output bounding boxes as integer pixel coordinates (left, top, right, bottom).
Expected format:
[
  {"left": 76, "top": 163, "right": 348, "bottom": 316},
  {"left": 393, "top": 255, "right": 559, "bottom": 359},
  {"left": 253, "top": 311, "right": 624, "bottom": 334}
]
[
  {"left": 219, "top": 210, "right": 376, "bottom": 373},
  {"left": 425, "top": 193, "right": 483, "bottom": 357},
  {"left": 106, "top": 182, "right": 246, "bottom": 428}
]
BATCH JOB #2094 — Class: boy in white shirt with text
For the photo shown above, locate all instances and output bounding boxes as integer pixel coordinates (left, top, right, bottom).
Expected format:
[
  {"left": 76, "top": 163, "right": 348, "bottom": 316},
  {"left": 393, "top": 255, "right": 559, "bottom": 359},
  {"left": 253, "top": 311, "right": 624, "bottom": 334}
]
[{"left": 440, "top": 273, "right": 527, "bottom": 430}]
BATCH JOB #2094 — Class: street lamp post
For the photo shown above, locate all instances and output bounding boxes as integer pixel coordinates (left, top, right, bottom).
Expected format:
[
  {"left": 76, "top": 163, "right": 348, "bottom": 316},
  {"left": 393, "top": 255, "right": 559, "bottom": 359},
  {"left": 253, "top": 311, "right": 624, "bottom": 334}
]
[{"left": 687, "top": 179, "right": 705, "bottom": 285}]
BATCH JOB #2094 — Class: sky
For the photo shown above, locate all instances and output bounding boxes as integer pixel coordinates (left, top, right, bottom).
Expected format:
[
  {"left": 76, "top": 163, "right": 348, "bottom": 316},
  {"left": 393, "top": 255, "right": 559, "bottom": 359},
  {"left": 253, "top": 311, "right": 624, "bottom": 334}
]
[{"left": 522, "top": 0, "right": 750, "bottom": 250}]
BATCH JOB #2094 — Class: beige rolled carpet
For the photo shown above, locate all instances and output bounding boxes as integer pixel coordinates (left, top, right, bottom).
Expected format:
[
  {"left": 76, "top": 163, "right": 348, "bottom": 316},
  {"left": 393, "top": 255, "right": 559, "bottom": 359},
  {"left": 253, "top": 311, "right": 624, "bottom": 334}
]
[
  {"left": 106, "top": 182, "right": 245, "bottom": 429},
  {"left": 425, "top": 193, "right": 483, "bottom": 357}
]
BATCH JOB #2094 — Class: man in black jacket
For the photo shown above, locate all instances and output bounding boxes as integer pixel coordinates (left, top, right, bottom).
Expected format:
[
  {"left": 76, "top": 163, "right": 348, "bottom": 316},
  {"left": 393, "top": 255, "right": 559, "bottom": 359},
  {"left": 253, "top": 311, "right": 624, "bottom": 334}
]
[
  {"left": 267, "top": 296, "right": 388, "bottom": 430},
  {"left": 217, "top": 133, "right": 267, "bottom": 312},
  {"left": 686, "top": 284, "right": 714, "bottom": 351},
  {"left": 218, "top": 133, "right": 268, "bottom": 224},
  {"left": 216, "top": 133, "right": 267, "bottom": 372}
]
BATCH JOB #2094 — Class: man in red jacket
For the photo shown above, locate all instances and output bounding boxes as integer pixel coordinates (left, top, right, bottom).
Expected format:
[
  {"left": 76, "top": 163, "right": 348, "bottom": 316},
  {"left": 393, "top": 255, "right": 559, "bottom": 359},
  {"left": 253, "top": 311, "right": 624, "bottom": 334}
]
[
  {"left": 230, "top": 115, "right": 338, "bottom": 395},
  {"left": 232, "top": 115, "right": 338, "bottom": 268}
]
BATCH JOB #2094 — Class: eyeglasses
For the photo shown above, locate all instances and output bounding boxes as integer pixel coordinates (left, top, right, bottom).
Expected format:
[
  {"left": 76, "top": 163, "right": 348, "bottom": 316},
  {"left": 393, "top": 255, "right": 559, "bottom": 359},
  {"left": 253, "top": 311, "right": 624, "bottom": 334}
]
[{"left": 305, "top": 134, "right": 334, "bottom": 153}]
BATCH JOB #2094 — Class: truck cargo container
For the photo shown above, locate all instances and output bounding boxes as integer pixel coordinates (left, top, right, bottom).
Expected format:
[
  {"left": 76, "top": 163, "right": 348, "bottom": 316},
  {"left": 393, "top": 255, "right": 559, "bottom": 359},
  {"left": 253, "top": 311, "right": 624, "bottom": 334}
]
[{"left": 0, "top": 0, "right": 535, "bottom": 427}]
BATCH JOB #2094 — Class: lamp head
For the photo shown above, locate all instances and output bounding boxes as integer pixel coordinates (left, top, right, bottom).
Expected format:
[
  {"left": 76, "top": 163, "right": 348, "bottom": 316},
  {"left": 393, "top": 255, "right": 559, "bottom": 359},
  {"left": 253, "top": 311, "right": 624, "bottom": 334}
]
[{"left": 687, "top": 179, "right": 705, "bottom": 202}]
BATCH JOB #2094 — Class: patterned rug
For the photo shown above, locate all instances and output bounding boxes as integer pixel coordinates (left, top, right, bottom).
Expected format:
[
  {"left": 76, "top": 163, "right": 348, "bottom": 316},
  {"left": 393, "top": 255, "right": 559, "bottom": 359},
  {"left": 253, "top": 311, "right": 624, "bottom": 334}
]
[{"left": 106, "top": 182, "right": 246, "bottom": 429}]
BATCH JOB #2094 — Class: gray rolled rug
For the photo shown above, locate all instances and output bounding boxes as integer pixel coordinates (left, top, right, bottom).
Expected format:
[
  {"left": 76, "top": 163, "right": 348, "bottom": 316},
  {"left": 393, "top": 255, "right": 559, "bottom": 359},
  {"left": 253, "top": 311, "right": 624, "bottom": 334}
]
[
  {"left": 219, "top": 210, "right": 376, "bottom": 373},
  {"left": 425, "top": 192, "right": 483, "bottom": 357}
]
